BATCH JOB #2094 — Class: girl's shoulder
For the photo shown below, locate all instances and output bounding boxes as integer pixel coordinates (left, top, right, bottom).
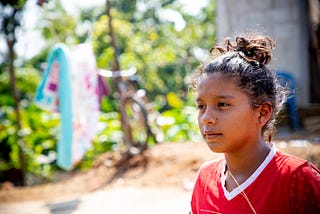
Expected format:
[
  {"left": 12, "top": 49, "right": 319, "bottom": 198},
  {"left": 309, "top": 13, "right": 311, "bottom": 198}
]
[
  {"left": 197, "top": 157, "right": 225, "bottom": 176},
  {"left": 276, "top": 151, "right": 320, "bottom": 212},
  {"left": 274, "top": 150, "right": 320, "bottom": 179},
  {"left": 275, "top": 150, "right": 318, "bottom": 168},
  {"left": 200, "top": 157, "right": 225, "bottom": 169},
  {"left": 194, "top": 157, "right": 225, "bottom": 185}
]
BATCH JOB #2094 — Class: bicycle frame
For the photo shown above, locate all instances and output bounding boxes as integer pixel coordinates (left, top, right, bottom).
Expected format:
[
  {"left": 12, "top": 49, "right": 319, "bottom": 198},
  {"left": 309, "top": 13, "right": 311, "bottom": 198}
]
[{"left": 99, "top": 67, "right": 157, "bottom": 154}]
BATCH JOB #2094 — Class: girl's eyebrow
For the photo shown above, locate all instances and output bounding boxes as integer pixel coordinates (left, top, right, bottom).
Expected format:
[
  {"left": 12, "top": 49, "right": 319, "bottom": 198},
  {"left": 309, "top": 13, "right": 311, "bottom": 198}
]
[
  {"left": 196, "top": 95, "right": 235, "bottom": 103},
  {"left": 196, "top": 97, "right": 202, "bottom": 103},
  {"left": 216, "top": 95, "right": 235, "bottom": 99},
  {"left": 205, "top": 94, "right": 235, "bottom": 100}
]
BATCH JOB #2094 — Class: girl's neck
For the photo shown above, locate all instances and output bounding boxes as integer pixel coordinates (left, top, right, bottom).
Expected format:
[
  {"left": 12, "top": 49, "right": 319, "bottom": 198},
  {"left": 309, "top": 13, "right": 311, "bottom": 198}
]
[{"left": 224, "top": 141, "right": 271, "bottom": 182}]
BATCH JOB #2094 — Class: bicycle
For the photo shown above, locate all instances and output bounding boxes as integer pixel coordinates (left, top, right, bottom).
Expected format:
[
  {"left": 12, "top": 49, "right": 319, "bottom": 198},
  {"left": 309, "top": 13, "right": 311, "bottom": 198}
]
[
  {"left": 98, "top": 67, "right": 160, "bottom": 156},
  {"left": 96, "top": 0, "right": 162, "bottom": 156}
]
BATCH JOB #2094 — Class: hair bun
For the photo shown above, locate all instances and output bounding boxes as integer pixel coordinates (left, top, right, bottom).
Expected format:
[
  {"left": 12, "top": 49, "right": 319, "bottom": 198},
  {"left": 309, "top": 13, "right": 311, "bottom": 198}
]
[{"left": 210, "top": 35, "right": 275, "bottom": 65}]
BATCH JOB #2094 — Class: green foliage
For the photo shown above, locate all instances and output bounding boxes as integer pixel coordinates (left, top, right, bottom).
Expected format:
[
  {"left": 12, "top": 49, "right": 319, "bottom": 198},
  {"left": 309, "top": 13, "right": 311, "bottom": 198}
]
[
  {"left": 91, "top": 0, "right": 216, "bottom": 112},
  {"left": 0, "top": 0, "right": 216, "bottom": 184},
  {"left": 38, "top": 0, "right": 80, "bottom": 46},
  {"left": 0, "top": 67, "right": 60, "bottom": 181},
  {"left": 78, "top": 111, "right": 120, "bottom": 170},
  {"left": 0, "top": 0, "right": 26, "bottom": 8},
  {"left": 157, "top": 106, "right": 201, "bottom": 142}
]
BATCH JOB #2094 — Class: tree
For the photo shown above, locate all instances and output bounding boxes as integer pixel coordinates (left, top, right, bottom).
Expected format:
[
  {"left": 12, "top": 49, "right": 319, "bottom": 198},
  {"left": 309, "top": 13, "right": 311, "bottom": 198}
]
[
  {"left": 92, "top": 0, "right": 216, "bottom": 110},
  {"left": 0, "top": 0, "right": 217, "bottom": 186},
  {"left": 0, "top": 0, "right": 27, "bottom": 185}
]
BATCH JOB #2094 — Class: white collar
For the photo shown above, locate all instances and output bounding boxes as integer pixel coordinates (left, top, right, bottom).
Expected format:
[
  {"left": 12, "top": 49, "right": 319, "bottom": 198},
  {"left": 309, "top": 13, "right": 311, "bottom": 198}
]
[{"left": 221, "top": 144, "right": 277, "bottom": 201}]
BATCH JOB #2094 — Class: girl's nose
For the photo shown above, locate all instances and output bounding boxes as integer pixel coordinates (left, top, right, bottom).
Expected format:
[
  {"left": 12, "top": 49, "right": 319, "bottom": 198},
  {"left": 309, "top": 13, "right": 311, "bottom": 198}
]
[{"left": 200, "top": 109, "right": 217, "bottom": 125}]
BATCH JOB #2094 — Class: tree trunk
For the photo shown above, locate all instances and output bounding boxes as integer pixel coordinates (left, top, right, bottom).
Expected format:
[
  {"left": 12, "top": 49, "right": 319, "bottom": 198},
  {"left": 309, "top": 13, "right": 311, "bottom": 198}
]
[
  {"left": 7, "top": 38, "right": 25, "bottom": 186},
  {"left": 106, "top": 0, "right": 120, "bottom": 72}
]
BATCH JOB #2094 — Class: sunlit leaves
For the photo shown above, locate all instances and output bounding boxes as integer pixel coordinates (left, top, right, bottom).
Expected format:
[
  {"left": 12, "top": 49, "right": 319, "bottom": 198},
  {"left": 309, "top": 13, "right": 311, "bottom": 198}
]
[{"left": 0, "top": 0, "right": 216, "bottom": 183}]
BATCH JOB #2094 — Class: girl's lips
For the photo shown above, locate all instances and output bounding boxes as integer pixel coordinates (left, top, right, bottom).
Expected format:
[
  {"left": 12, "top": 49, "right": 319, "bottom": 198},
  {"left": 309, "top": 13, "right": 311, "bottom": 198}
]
[
  {"left": 203, "top": 131, "right": 222, "bottom": 139},
  {"left": 205, "top": 133, "right": 222, "bottom": 138}
]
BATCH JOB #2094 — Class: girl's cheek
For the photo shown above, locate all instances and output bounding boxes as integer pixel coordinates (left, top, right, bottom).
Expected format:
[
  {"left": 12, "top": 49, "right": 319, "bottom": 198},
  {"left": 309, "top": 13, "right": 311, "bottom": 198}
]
[{"left": 197, "top": 115, "right": 203, "bottom": 127}]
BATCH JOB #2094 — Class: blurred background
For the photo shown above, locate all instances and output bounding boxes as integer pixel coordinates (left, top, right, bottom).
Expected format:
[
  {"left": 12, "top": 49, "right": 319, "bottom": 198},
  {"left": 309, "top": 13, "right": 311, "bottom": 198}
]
[{"left": 0, "top": 0, "right": 319, "bottom": 190}]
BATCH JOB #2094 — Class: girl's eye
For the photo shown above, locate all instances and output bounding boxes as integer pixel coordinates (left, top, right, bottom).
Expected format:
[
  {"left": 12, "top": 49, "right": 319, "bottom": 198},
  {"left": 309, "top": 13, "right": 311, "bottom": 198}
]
[
  {"left": 197, "top": 104, "right": 206, "bottom": 110},
  {"left": 218, "top": 102, "right": 230, "bottom": 108}
]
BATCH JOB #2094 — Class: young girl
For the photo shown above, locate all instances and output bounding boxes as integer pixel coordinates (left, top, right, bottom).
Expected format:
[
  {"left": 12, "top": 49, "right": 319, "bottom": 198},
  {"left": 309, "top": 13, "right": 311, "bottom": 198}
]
[{"left": 190, "top": 34, "right": 320, "bottom": 214}]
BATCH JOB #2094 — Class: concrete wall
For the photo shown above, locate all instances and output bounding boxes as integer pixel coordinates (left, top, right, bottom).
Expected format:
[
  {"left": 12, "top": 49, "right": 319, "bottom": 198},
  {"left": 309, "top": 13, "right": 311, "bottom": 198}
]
[{"left": 216, "top": 0, "right": 309, "bottom": 106}]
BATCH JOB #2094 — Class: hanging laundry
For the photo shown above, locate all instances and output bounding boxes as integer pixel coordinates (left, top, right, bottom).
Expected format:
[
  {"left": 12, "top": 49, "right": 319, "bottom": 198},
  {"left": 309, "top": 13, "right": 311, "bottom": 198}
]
[
  {"left": 97, "top": 74, "right": 110, "bottom": 108},
  {"left": 35, "top": 43, "right": 100, "bottom": 170},
  {"left": 68, "top": 43, "right": 100, "bottom": 167}
]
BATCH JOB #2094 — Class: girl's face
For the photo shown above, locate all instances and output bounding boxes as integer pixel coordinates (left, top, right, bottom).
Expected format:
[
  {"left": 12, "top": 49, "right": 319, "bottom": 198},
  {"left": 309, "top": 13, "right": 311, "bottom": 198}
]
[{"left": 196, "top": 72, "right": 262, "bottom": 153}]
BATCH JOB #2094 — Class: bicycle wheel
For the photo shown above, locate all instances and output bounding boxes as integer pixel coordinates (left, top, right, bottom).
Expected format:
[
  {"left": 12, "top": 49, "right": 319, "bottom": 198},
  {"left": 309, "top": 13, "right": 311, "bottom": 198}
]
[{"left": 120, "top": 97, "right": 151, "bottom": 154}]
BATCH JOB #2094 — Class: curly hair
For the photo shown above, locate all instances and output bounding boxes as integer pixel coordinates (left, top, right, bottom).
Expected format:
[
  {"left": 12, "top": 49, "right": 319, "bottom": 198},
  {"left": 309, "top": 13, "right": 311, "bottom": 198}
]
[{"left": 192, "top": 34, "right": 288, "bottom": 142}]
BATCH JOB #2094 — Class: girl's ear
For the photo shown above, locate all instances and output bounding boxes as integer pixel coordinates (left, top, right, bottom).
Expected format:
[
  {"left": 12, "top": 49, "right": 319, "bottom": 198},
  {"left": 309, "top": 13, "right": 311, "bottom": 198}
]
[{"left": 256, "top": 102, "right": 273, "bottom": 127}]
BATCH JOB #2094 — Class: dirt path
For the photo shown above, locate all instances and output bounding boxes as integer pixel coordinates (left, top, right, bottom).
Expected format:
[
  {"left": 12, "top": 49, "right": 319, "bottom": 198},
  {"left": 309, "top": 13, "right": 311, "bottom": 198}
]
[
  {"left": 0, "top": 186, "right": 191, "bottom": 214},
  {"left": 0, "top": 142, "right": 218, "bottom": 203},
  {"left": 0, "top": 140, "right": 319, "bottom": 214},
  {"left": 0, "top": 142, "right": 216, "bottom": 214}
]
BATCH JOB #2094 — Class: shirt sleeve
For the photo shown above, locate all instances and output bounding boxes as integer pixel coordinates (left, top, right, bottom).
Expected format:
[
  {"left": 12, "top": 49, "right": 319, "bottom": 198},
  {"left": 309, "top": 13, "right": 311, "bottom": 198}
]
[
  {"left": 191, "top": 161, "right": 213, "bottom": 214},
  {"left": 191, "top": 166, "right": 203, "bottom": 214},
  {"left": 289, "top": 161, "right": 320, "bottom": 213}
]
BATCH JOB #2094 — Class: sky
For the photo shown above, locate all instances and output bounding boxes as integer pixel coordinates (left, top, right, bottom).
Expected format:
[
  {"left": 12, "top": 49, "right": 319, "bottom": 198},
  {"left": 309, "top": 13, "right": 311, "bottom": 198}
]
[{"left": 1, "top": 0, "right": 209, "bottom": 64}]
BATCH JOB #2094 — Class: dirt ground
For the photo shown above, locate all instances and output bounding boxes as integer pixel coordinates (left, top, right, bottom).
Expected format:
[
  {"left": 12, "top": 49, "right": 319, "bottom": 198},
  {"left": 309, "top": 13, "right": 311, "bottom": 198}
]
[{"left": 0, "top": 132, "right": 320, "bottom": 205}]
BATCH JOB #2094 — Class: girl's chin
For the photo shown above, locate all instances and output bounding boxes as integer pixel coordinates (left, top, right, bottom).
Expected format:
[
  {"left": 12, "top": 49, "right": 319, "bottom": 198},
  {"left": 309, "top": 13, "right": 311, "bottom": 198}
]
[{"left": 205, "top": 142, "right": 224, "bottom": 153}]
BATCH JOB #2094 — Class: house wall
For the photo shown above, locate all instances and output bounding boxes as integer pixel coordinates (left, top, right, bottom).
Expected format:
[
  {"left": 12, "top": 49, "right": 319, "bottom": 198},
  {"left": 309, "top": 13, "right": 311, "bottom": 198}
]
[{"left": 216, "top": 0, "right": 310, "bottom": 107}]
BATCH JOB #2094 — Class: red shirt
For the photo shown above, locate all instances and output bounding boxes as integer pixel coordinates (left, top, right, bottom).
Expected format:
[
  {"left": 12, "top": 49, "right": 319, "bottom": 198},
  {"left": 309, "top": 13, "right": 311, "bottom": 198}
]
[{"left": 191, "top": 146, "right": 320, "bottom": 214}]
